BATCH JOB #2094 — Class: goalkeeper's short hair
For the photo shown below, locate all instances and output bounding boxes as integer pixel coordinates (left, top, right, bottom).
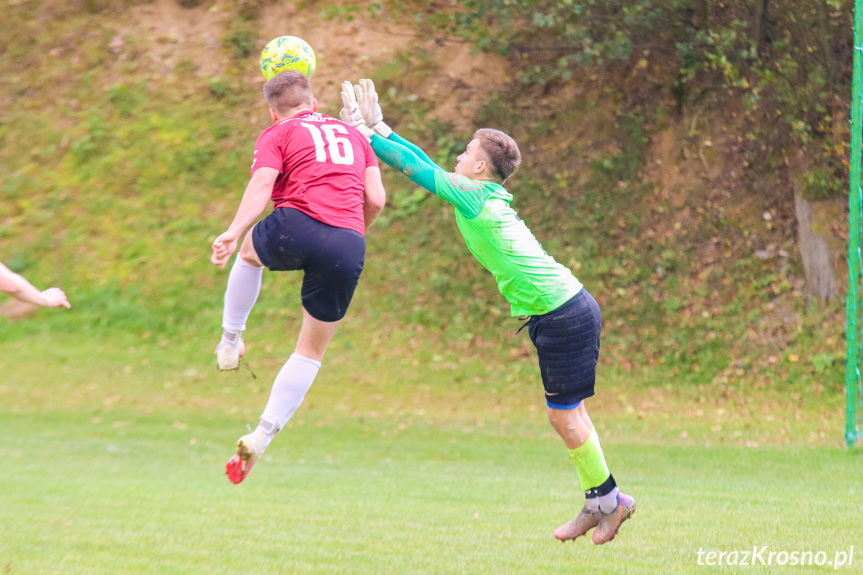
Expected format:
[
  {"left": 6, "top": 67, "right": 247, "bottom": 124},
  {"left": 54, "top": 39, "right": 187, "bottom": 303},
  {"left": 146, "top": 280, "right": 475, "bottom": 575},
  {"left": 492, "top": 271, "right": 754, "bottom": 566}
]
[
  {"left": 474, "top": 128, "right": 522, "bottom": 183},
  {"left": 264, "top": 71, "right": 314, "bottom": 114}
]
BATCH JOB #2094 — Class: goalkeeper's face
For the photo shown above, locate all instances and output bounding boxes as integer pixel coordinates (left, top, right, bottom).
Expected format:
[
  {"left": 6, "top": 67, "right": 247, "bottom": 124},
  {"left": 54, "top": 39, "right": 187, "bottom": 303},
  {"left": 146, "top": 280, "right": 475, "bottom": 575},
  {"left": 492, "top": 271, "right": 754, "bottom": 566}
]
[{"left": 455, "top": 139, "right": 489, "bottom": 180}]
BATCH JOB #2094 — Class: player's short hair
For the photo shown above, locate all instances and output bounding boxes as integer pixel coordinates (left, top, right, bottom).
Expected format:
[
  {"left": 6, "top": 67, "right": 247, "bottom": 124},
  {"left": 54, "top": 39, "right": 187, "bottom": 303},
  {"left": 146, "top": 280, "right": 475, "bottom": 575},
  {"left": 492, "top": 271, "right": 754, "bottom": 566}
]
[
  {"left": 474, "top": 128, "right": 522, "bottom": 182},
  {"left": 263, "top": 71, "right": 314, "bottom": 115}
]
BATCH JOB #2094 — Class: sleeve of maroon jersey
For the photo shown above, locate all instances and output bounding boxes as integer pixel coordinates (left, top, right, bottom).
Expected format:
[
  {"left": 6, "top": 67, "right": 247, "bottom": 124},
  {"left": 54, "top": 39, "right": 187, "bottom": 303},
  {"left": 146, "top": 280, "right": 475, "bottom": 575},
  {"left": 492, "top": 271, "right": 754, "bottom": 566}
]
[{"left": 251, "top": 129, "right": 284, "bottom": 177}]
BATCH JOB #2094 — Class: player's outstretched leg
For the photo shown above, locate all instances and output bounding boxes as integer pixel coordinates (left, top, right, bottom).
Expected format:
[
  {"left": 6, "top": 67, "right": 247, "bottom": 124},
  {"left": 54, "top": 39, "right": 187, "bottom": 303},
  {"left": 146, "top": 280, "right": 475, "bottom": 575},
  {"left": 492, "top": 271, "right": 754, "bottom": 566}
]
[
  {"left": 592, "top": 492, "right": 637, "bottom": 544},
  {"left": 226, "top": 351, "right": 322, "bottom": 483},
  {"left": 549, "top": 404, "right": 635, "bottom": 544}
]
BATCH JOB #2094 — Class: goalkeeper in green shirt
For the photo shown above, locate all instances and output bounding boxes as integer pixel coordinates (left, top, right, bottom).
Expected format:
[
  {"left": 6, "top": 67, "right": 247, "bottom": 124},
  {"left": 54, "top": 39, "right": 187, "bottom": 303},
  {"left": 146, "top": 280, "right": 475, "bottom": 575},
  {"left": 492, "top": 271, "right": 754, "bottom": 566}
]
[{"left": 340, "top": 80, "right": 636, "bottom": 544}]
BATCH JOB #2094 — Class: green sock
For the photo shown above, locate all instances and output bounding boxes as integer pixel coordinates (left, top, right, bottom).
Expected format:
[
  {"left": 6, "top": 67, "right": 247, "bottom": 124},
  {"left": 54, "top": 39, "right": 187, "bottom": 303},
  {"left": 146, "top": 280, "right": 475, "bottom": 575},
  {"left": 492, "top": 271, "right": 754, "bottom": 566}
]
[{"left": 568, "top": 427, "right": 611, "bottom": 490}]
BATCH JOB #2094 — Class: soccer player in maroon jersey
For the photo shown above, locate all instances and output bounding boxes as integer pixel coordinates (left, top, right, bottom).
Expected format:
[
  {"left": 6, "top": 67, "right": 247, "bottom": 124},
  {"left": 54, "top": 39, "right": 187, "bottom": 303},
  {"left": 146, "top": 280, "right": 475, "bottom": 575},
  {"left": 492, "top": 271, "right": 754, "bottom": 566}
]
[{"left": 210, "top": 71, "right": 386, "bottom": 484}]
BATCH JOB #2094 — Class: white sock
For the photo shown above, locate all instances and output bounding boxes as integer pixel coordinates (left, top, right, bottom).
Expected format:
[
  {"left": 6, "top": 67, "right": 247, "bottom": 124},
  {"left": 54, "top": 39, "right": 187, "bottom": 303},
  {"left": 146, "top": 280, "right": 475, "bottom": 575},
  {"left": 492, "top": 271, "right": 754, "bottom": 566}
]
[
  {"left": 253, "top": 419, "right": 278, "bottom": 451},
  {"left": 220, "top": 329, "right": 242, "bottom": 349},
  {"left": 222, "top": 257, "right": 263, "bottom": 332},
  {"left": 597, "top": 487, "right": 620, "bottom": 514},
  {"left": 584, "top": 497, "right": 599, "bottom": 513},
  {"left": 260, "top": 353, "right": 322, "bottom": 432}
]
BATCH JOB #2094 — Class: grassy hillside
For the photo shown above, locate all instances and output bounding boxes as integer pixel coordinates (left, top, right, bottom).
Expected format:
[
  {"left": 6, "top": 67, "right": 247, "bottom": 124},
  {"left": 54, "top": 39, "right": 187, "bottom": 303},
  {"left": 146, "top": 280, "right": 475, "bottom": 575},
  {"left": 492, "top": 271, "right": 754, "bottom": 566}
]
[{"left": 0, "top": 0, "right": 850, "bottom": 445}]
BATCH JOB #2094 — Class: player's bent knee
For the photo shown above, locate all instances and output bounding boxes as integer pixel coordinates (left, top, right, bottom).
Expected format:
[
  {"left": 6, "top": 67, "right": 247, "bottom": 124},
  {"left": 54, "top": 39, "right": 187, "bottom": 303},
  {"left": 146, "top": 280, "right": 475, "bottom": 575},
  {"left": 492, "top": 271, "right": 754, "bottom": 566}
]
[
  {"left": 241, "top": 253, "right": 263, "bottom": 267},
  {"left": 239, "top": 231, "right": 264, "bottom": 267}
]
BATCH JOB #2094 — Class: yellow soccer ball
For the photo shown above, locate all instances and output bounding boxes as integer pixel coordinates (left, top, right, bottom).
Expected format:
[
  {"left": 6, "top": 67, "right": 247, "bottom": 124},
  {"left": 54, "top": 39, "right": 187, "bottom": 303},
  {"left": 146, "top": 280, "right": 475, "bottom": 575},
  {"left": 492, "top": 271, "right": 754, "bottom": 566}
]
[{"left": 260, "top": 36, "right": 316, "bottom": 80}]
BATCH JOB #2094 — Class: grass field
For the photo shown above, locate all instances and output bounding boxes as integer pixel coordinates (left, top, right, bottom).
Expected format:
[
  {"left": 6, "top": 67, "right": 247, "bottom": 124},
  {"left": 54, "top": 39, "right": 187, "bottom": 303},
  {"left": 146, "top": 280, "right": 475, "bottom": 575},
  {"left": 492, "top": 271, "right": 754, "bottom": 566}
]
[{"left": 1, "top": 331, "right": 860, "bottom": 574}]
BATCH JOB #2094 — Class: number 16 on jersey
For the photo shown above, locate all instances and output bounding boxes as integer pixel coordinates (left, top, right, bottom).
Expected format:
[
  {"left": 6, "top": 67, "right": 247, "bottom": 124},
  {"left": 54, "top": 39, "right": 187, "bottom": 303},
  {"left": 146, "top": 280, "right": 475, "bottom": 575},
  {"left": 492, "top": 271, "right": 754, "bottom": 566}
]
[{"left": 301, "top": 122, "right": 354, "bottom": 165}]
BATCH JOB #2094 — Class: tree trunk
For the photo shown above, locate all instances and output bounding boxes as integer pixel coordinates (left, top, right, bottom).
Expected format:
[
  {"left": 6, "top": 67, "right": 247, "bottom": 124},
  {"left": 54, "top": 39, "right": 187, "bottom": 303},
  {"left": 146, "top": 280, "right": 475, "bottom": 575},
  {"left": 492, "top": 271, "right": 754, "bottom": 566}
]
[{"left": 794, "top": 190, "right": 836, "bottom": 302}]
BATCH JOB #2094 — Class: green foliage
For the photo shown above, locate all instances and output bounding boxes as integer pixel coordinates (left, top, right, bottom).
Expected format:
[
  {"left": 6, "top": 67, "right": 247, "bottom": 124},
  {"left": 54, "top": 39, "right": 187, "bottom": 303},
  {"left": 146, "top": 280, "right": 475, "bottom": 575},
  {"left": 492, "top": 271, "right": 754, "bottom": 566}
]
[
  {"left": 316, "top": 2, "right": 365, "bottom": 22},
  {"left": 370, "top": 0, "right": 853, "bottom": 202},
  {"left": 589, "top": 113, "right": 648, "bottom": 182},
  {"left": 208, "top": 77, "right": 235, "bottom": 101},
  {"left": 813, "top": 351, "right": 843, "bottom": 373},
  {"left": 107, "top": 84, "right": 141, "bottom": 116},
  {"left": 797, "top": 165, "right": 845, "bottom": 200},
  {"left": 375, "top": 188, "right": 428, "bottom": 227},
  {"left": 671, "top": 1, "right": 851, "bottom": 194},
  {"left": 380, "top": 0, "right": 689, "bottom": 83},
  {"left": 224, "top": 19, "right": 257, "bottom": 59}
]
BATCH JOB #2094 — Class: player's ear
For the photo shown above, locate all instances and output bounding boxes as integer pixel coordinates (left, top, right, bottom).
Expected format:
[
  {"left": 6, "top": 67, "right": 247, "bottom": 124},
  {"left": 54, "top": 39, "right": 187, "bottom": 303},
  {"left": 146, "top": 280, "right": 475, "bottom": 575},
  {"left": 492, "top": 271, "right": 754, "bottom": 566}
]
[
  {"left": 312, "top": 97, "right": 318, "bottom": 112},
  {"left": 475, "top": 160, "right": 487, "bottom": 176},
  {"left": 269, "top": 108, "right": 279, "bottom": 123}
]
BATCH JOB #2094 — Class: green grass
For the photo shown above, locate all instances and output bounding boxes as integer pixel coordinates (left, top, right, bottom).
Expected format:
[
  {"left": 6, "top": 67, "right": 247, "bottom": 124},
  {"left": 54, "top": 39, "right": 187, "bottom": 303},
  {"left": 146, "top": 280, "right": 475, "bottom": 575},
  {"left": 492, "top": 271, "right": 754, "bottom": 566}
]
[{"left": 0, "top": 333, "right": 860, "bottom": 574}]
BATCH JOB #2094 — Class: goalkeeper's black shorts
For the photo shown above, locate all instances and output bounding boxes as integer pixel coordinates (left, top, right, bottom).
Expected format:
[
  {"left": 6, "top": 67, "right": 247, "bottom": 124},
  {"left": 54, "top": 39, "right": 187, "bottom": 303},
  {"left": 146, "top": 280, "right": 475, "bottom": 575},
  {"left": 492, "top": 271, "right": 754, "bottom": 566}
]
[{"left": 527, "top": 288, "right": 602, "bottom": 409}]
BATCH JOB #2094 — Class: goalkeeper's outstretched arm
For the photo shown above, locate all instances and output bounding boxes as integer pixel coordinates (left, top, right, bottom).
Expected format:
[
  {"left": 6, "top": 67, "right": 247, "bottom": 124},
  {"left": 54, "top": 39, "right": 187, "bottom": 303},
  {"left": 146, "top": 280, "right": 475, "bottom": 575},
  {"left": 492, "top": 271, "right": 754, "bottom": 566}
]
[
  {"left": 370, "top": 135, "right": 439, "bottom": 194},
  {"left": 370, "top": 132, "right": 486, "bottom": 219},
  {"left": 386, "top": 132, "right": 446, "bottom": 172}
]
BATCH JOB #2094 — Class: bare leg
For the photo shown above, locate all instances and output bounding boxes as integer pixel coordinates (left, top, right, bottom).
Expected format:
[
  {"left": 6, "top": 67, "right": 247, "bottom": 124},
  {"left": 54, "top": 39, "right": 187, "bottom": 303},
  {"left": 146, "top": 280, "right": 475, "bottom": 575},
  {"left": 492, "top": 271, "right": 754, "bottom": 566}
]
[
  {"left": 294, "top": 307, "right": 341, "bottom": 362},
  {"left": 238, "top": 229, "right": 263, "bottom": 267},
  {"left": 547, "top": 402, "right": 593, "bottom": 449}
]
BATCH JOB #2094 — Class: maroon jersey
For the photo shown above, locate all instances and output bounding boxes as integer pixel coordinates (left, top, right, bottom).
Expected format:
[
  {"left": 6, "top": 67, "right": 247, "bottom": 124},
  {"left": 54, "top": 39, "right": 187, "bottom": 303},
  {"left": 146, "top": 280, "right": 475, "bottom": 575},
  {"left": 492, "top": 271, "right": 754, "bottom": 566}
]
[{"left": 251, "top": 110, "right": 378, "bottom": 235}]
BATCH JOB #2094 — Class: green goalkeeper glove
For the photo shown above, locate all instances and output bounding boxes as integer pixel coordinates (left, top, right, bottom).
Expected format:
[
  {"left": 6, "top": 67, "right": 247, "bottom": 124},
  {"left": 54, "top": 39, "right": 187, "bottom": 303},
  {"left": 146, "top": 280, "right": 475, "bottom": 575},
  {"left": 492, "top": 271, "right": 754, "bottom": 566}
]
[
  {"left": 354, "top": 78, "right": 392, "bottom": 138},
  {"left": 339, "top": 80, "right": 375, "bottom": 140}
]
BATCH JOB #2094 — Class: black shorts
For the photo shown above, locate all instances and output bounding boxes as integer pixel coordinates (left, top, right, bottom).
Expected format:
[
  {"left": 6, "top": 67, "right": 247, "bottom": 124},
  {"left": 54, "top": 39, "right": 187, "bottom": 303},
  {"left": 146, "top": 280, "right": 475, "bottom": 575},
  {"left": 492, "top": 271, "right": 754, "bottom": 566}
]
[
  {"left": 252, "top": 208, "right": 365, "bottom": 322},
  {"left": 527, "top": 289, "right": 602, "bottom": 409}
]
